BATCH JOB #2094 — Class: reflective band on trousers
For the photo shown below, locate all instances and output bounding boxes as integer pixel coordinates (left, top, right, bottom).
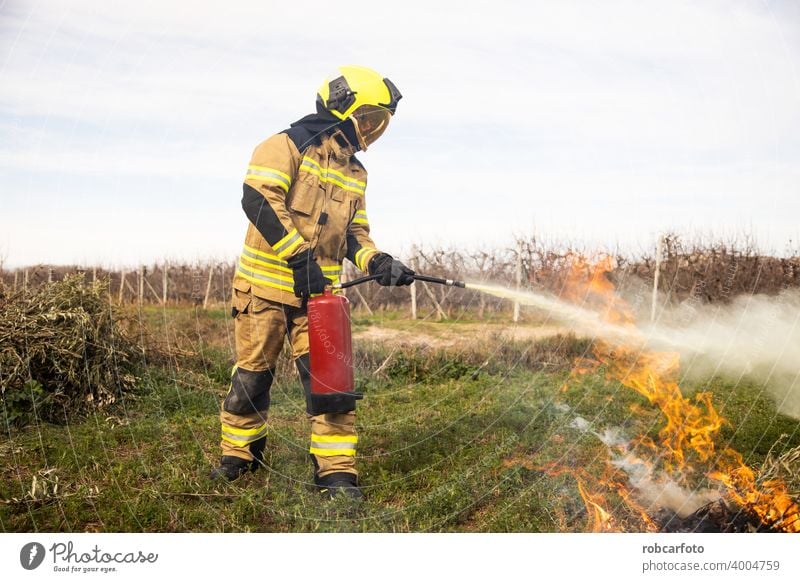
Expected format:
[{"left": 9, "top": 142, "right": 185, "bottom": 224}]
[
  {"left": 246, "top": 165, "right": 291, "bottom": 192},
  {"left": 309, "top": 434, "right": 357, "bottom": 457},
  {"left": 221, "top": 423, "right": 268, "bottom": 447}
]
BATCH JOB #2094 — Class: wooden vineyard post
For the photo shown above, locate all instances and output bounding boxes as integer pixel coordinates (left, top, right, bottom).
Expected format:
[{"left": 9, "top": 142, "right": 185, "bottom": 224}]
[
  {"left": 119, "top": 270, "right": 126, "bottom": 304},
  {"left": 513, "top": 240, "right": 522, "bottom": 323},
  {"left": 651, "top": 235, "right": 664, "bottom": 322},
  {"left": 138, "top": 266, "right": 144, "bottom": 306},
  {"left": 203, "top": 264, "right": 215, "bottom": 309},
  {"left": 422, "top": 281, "right": 447, "bottom": 321},
  {"left": 218, "top": 263, "right": 225, "bottom": 305},
  {"left": 353, "top": 263, "right": 374, "bottom": 316},
  {"left": 163, "top": 263, "right": 169, "bottom": 305}
]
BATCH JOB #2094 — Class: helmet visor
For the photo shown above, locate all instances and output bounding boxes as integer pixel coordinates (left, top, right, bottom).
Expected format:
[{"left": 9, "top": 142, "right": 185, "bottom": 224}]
[{"left": 351, "top": 105, "right": 391, "bottom": 148}]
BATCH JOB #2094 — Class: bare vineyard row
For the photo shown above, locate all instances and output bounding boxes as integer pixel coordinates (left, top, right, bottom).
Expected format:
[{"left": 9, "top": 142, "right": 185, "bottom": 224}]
[{"left": 2, "top": 236, "right": 799, "bottom": 319}]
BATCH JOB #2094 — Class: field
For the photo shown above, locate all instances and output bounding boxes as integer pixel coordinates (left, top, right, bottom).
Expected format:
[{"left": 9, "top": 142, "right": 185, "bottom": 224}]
[{"left": 2, "top": 304, "right": 798, "bottom": 532}]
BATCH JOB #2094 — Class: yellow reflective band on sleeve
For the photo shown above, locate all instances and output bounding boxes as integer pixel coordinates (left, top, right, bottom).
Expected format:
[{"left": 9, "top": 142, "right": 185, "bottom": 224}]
[
  {"left": 245, "top": 165, "right": 292, "bottom": 192},
  {"left": 352, "top": 210, "right": 369, "bottom": 225},
  {"left": 300, "top": 157, "right": 366, "bottom": 195},
  {"left": 354, "top": 247, "right": 379, "bottom": 272},
  {"left": 272, "top": 228, "right": 304, "bottom": 259}
]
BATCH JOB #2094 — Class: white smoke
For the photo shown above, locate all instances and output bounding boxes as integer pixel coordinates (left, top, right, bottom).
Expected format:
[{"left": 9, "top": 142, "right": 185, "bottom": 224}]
[
  {"left": 568, "top": 411, "right": 720, "bottom": 517},
  {"left": 611, "top": 454, "right": 720, "bottom": 518},
  {"left": 471, "top": 283, "right": 800, "bottom": 419},
  {"left": 641, "top": 289, "right": 800, "bottom": 420}
]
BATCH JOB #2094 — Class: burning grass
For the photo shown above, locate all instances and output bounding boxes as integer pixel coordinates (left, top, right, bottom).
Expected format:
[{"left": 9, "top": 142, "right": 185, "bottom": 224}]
[{"left": 549, "top": 257, "right": 800, "bottom": 533}]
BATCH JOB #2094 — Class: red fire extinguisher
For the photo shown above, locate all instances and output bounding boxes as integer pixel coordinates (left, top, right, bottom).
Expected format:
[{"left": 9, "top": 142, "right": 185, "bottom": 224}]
[
  {"left": 307, "top": 273, "right": 464, "bottom": 402},
  {"left": 307, "top": 289, "right": 357, "bottom": 399}
]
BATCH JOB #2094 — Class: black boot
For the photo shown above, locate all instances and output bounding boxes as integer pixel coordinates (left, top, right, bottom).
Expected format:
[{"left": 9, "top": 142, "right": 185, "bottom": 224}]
[
  {"left": 209, "top": 456, "right": 256, "bottom": 482},
  {"left": 316, "top": 472, "right": 364, "bottom": 501},
  {"left": 209, "top": 436, "right": 267, "bottom": 481}
]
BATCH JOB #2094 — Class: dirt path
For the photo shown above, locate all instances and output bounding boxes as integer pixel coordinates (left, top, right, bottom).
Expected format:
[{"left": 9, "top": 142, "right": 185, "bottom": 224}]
[{"left": 354, "top": 323, "right": 571, "bottom": 349}]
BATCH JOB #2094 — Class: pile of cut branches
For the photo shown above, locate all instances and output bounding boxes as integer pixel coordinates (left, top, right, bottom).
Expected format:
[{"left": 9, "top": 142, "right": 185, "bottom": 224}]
[{"left": 0, "top": 276, "right": 141, "bottom": 427}]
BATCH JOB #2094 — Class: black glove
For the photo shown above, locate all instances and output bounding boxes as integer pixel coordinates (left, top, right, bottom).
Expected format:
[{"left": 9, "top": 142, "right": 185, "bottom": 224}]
[
  {"left": 287, "top": 249, "right": 331, "bottom": 298},
  {"left": 368, "top": 253, "right": 415, "bottom": 286}
]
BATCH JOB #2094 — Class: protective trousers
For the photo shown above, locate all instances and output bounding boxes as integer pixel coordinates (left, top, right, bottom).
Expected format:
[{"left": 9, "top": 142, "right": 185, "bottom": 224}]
[{"left": 220, "top": 289, "right": 358, "bottom": 480}]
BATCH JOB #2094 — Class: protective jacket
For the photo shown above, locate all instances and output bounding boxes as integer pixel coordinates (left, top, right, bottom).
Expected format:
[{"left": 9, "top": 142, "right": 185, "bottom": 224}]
[{"left": 233, "top": 116, "right": 383, "bottom": 307}]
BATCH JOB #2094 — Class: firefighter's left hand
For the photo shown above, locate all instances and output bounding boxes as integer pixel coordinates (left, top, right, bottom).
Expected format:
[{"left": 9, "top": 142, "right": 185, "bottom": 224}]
[
  {"left": 369, "top": 253, "right": 415, "bottom": 286},
  {"left": 288, "top": 250, "right": 332, "bottom": 297}
]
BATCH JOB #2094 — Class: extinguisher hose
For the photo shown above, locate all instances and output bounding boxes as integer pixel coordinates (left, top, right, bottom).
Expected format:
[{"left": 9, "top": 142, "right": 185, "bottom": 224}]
[
  {"left": 333, "top": 273, "right": 466, "bottom": 290},
  {"left": 334, "top": 274, "right": 382, "bottom": 289}
]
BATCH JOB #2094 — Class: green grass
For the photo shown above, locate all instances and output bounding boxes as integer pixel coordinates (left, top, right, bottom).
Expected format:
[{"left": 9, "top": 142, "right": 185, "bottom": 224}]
[{"left": 2, "top": 310, "right": 798, "bottom": 532}]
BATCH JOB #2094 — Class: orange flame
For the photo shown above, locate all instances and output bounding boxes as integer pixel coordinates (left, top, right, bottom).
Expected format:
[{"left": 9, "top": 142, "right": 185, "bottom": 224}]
[
  {"left": 594, "top": 346, "right": 725, "bottom": 472},
  {"left": 710, "top": 449, "right": 800, "bottom": 533},
  {"left": 576, "top": 478, "right": 616, "bottom": 532},
  {"left": 555, "top": 255, "right": 800, "bottom": 532}
]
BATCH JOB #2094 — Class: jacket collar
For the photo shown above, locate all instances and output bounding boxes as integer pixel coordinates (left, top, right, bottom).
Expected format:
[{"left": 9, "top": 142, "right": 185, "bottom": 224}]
[{"left": 288, "top": 111, "right": 361, "bottom": 161}]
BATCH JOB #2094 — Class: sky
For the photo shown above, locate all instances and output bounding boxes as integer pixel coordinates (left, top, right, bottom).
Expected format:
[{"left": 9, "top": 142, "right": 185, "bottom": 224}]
[{"left": 1, "top": 0, "right": 799, "bottom": 268}]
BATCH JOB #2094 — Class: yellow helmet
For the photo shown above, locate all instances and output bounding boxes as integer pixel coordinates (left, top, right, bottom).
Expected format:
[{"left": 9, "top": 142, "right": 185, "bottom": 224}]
[{"left": 317, "top": 65, "right": 402, "bottom": 149}]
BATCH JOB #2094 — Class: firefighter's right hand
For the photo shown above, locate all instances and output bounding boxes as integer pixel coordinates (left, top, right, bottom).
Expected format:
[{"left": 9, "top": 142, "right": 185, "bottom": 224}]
[
  {"left": 369, "top": 253, "right": 415, "bottom": 286},
  {"left": 287, "top": 250, "right": 331, "bottom": 298}
]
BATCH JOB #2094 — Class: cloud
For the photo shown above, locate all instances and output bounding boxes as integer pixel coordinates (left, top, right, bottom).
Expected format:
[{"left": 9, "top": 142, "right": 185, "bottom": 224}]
[{"left": 1, "top": 0, "right": 799, "bottom": 266}]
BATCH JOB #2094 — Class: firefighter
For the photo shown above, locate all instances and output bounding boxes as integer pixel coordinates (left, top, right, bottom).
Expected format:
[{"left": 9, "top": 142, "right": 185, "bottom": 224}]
[{"left": 210, "top": 66, "right": 414, "bottom": 500}]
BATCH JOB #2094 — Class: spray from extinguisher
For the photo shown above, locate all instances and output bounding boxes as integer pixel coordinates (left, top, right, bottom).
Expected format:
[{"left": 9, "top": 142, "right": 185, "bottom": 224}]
[{"left": 307, "top": 274, "right": 466, "bottom": 401}]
